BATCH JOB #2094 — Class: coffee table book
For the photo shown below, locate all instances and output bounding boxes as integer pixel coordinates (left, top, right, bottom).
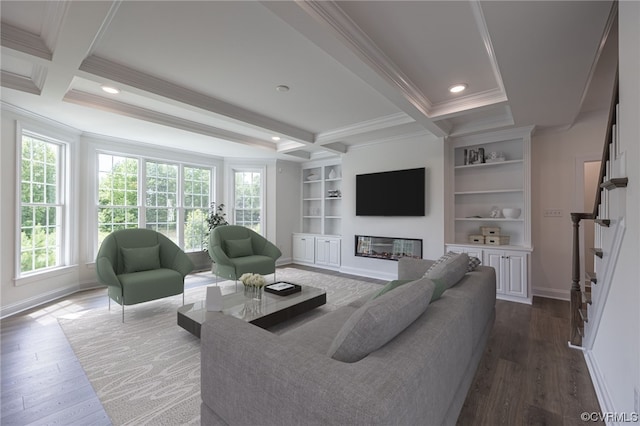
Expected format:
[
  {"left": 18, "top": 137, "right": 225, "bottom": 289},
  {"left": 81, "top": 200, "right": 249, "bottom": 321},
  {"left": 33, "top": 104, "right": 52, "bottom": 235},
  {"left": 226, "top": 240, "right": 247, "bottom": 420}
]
[{"left": 265, "top": 282, "right": 301, "bottom": 296}]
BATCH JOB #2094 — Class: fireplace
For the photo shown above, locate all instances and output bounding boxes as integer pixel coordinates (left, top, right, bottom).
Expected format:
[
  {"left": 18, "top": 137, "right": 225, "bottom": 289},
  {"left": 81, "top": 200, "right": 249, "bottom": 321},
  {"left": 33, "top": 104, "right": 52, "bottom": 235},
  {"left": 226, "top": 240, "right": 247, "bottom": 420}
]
[{"left": 355, "top": 235, "right": 422, "bottom": 261}]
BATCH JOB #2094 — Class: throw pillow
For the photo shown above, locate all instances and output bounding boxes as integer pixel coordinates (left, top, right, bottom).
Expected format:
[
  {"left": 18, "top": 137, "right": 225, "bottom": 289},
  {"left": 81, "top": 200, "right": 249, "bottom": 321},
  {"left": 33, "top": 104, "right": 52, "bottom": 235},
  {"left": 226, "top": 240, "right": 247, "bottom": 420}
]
[
  {"left": 371, "top": 279, "right": 414, "bottom": 299},
  {"left": 327, "top": 278, "right": 435, "bottom": 363},
  {"left": 426, "top": 251, "right": 480, "bottom": 273},
  {"left": 225, "top": 237, "right": 253, "bottom": 258},
  {"left": 468, "top": 256, "right": 481, "bottom": 272},
  {"left": 121, "top": 245, "right": 161, "bottom": 273},
  {"left": 424, "top": 252, "right": 469, "bottom": 296}
]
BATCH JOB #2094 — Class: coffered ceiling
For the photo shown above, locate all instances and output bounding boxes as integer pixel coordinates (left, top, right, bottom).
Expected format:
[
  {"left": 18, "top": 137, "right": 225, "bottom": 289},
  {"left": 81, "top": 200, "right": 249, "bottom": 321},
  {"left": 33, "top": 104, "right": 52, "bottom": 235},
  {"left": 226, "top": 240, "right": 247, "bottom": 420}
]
[{"left": 0, "top": 1, "right": 617, "bottom": 161}]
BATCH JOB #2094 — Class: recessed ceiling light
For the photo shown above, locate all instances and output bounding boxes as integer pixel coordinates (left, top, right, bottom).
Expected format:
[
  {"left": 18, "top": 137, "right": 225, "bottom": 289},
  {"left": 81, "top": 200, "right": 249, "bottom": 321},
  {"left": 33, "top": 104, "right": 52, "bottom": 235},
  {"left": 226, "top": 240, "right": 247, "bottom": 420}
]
[
  {"left": 101, "top": 85, "right": 120, "bottom": 94},
  {"left": 275, "top": 85, "right": 290, "bottom": 93},
  {"left": 271, "top": 136, "right": 281, "bottom": 141},
  {"left": 449, "top": 83, "right": 467, "bottom": 94}
]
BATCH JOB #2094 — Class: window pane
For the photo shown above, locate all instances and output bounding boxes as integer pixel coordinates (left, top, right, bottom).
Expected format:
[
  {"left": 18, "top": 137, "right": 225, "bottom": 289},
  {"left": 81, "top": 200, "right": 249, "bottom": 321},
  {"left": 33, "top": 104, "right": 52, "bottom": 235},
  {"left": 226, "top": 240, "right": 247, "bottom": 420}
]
[
  {"left": 97, "top": 154, "right": 139, "bottom": 248},
  {"left": 182, "top": 166, "right": 210, "bottom": 250},
  {"left": 145, "top": 153, "right": 178, "bottom": 246},
  {"left": 20, "top": 135, "right": 62, "bottom": 274},
  {"left": 233, "top": 170, "right": 262, "bottom": 233}
]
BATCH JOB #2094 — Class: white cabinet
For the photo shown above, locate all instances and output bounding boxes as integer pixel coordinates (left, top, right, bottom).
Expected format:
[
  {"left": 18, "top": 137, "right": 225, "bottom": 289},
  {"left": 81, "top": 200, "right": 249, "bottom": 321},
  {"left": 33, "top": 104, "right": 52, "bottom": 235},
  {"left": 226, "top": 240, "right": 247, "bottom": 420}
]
[
  {"left": 483, "top": 249, "right": 529, "bottom": 302},
  {"left": 293, "top": 234, "right": 315, "bottom": 264},
  {"left": 293, "top": 234, "right": 341, "bottom": 269},
  {"left": 316, "top": 237, "right": 341, "bottom": 268}
]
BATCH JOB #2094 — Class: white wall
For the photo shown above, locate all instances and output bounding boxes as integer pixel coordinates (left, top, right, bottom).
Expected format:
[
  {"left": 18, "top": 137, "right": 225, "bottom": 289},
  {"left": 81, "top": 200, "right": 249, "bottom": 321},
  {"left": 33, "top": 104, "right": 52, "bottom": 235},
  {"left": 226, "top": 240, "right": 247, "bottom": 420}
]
[
  {"left": 530, "top": 112, "right": 607, "bottom": 300},
  {"left": 589, "top": 1, "right": 640, "bottom": 416},
  {"left": 340, "top": 133, "right": 445, "bottom": 280},
  {"left": 275, "top": 159, "right": 302, "bottom": 263}
]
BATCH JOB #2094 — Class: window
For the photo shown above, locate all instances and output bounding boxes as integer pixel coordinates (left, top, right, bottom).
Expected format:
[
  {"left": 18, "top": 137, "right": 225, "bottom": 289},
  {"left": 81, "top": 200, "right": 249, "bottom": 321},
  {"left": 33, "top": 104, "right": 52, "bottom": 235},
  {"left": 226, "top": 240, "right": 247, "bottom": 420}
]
[
  {"left": 145, "top": 161, "right": 178, "bottom": 242},
  {"left": 233, "top": 169, "right": 263, "bottom": 233},
  {"left": 183, "top": 166, "right": 211, "bottom": 251},
  {"left": 19, "top": 133, "right": 64, "bottom": 274},
  {"left": 98, "top": 154, "right": 139, "bottom": 247},
  {"left": 95, "top": 152, "right": 216, "bottom": 253}
]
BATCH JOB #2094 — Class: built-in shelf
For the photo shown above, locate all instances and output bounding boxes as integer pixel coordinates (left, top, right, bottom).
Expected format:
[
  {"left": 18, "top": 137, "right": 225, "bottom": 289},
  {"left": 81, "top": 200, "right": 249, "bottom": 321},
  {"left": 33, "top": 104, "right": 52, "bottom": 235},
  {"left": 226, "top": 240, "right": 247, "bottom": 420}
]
[
  {"left": 447, "top": 126, "right": 533, "bottom": 304},
  {"left": 455, "top": 217, "right": 523, "bottom": 222},
  {"left": 302, "top": 162, "right": 342, "bottom": 236},
  {"left": 454, "top": 159, "right": 523, "bottom": 169},
  {"left": 454, "top": 189, "right": 523, "bottom": 195}
]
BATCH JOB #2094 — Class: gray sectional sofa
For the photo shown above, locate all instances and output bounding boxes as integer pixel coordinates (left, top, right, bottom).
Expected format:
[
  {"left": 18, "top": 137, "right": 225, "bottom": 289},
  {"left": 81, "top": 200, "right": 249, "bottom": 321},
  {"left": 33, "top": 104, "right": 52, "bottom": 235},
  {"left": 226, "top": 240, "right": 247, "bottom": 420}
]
[{"left": 200, "top": 256, "right": 496, "bottom": 425}]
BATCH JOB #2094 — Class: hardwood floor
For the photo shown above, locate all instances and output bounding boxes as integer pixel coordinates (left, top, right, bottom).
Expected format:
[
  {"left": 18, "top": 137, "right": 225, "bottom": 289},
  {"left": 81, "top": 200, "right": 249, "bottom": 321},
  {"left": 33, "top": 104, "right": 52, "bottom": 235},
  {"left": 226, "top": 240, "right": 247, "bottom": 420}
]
[
  {"left": 1, "top": 267, "right": 601, "bottom": 425},
  {"left": 457, "top": 297, "right": 603, "bottom": 426}
]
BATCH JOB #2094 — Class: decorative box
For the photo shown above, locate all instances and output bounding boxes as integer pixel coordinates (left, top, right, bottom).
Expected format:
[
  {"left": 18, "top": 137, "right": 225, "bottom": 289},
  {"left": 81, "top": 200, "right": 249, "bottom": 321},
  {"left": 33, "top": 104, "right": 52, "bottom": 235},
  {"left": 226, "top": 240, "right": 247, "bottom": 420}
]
[
  {"left": 468, "top": 235, "right": 485, "bottom": 244},
  {"left": 480, "top": 226, "right": 501, "bottom": 236},
  {"left": 485, "top": 235, "right": 510, "bottom": 245}
]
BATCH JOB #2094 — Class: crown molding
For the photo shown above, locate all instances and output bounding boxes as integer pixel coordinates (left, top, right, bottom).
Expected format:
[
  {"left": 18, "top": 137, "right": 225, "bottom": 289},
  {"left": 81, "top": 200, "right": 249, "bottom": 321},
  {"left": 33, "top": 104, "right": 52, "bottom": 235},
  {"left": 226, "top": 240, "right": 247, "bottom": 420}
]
[
  {"left": 294, "top": 1, "right": 448, "bottom": 137},
  {"left": 0, "top": 22, "right": 52, "bottom": 61},
  {"left": 1, "top": 101, "right": 82, "bottom": 136},
  {"left": 428, "top": 88, "right": 508, "bottom": 119},
  {"left": 78, "top": 55, "right": 315, "bottom": 144},
  {"left": 40, "top": 1, "right": 72, "bottom": 53},
  {"left": 0, "top": 71, "right": 41, "bottom": 95},
  {"left": 570, "top": 1, "right": 618, "bottom": 128},
  {"left": 63, "top": 90, "right": 277, "bottom": 152},
  {"left": 470, "top": 1, "right": 507, "bottom": 98},
  {"left": 315, "top": 112, "right": 413, "bottom": 144},
  {"left": 348, "top": 129, "right": 436, "bottom": 151}
]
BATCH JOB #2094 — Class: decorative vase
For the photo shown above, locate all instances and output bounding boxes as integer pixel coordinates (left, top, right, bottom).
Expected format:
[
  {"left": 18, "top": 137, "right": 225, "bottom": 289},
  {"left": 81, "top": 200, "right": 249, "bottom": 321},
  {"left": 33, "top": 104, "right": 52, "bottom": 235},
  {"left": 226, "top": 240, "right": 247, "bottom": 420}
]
[
  {"left": 243, "top": 284, "right": 263, "bottom": 300},
  {"left": 328, "top": 168, "right": 337, "bottom": 179}
]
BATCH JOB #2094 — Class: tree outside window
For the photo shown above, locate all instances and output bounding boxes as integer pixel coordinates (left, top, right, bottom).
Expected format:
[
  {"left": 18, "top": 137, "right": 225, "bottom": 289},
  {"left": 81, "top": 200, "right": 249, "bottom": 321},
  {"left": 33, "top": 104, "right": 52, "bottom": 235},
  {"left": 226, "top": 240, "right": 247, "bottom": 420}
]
[
  {"left": 233, "top": 170, "right": 262, "bottom": 233},
  {"left": 98, "top": 154, "right": 139, "bottom": 247},
  {"left": 20, "top": 134, "right": 63, "bottom": 274}
]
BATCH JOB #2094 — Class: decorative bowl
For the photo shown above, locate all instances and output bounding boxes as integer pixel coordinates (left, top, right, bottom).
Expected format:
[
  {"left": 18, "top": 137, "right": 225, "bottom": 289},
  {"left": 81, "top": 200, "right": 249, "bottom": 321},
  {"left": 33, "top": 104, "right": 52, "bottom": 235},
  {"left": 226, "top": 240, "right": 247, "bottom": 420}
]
[{"left": 502, "top": 208, "right": 521, "bottom": 219}]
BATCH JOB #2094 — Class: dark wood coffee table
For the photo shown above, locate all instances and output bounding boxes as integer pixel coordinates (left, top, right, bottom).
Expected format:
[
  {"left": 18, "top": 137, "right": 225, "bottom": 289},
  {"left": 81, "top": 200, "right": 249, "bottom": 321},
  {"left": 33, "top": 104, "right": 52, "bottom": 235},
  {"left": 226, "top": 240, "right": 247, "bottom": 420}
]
[{"left": 177, "top": 284, "right": 326, "bottom": 338}]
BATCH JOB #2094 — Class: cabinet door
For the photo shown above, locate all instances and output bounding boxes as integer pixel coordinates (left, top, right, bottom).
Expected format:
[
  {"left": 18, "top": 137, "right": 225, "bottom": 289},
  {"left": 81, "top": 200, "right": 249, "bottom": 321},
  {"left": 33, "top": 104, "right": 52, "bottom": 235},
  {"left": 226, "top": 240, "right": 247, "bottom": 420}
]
[
  {"left": 484, "top": 250, "right": 505, "bottom": 294},
  {"left": 315, "top": 238, "right": 328, "bottom": 265},
  {"left": 327, "top": 238, "right": 341, "bottom": 267},
  {"left": 504, "top": 252, "right": 527, "bottom": 297},
  {"left": 293, "top": 235, "right": 315, "bottom": 263}
]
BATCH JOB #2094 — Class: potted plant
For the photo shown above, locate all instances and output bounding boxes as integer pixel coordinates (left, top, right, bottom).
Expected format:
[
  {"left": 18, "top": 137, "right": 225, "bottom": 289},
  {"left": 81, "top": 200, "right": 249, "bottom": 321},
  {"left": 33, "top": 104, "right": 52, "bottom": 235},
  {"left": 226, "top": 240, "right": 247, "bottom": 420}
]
[{"left": 203, "top": 202, "right": 228, "bottom": 252}]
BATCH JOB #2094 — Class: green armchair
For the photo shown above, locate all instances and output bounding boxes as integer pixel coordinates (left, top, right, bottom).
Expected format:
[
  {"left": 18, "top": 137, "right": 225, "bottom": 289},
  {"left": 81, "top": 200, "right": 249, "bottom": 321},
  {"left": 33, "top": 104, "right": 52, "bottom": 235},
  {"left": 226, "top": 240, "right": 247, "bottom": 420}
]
[
  {"left": 208, "top": 225, "right": 282, "bottom": 287},
  {"left": 96, "top": 228, "right": 194, "bottom": 321}
]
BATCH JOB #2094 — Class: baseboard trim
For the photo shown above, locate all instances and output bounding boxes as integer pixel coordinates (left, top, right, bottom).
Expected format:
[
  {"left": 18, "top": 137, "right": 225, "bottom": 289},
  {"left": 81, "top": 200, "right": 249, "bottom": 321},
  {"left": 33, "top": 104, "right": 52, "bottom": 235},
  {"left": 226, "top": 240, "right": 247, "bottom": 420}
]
[
  {"left": 1, "top": 284, "right": 83, "bottom": 319},
  {"left": 532, "top": 286, "right": 570, "bottom": 301},
  {"left": 338, "top": 266, "right": 395, "bottom": 282},
  {"left": 584, "top": 349, "right": 616, "bottom": 419}
]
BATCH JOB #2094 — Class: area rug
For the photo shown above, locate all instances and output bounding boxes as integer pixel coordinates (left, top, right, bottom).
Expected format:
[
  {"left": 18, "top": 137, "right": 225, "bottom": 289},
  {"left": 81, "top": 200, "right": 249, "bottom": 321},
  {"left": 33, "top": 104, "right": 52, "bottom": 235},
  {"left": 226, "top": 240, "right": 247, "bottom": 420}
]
[{"left": 58, "top": 268, "right": 381, "bottom": 426}]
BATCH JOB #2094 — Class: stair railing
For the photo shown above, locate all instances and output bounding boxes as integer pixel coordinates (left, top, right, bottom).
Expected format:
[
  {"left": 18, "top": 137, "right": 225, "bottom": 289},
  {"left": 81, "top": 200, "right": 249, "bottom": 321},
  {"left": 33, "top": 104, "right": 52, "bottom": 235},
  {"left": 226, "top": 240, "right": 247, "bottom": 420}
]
[{"left": 569, "top": 75, "right": 618, "bottom": 347}]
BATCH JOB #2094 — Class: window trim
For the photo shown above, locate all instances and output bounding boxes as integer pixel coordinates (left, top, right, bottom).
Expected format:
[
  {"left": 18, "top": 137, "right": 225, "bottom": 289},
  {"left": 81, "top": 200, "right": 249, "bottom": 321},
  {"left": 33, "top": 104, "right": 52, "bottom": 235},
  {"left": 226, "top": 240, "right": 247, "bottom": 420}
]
[
  {"left": 227, "top": 164, "right": 266, "bottom": 235},
  {"left": 16, "top": 127, "right": 69, "bottom": 279}
]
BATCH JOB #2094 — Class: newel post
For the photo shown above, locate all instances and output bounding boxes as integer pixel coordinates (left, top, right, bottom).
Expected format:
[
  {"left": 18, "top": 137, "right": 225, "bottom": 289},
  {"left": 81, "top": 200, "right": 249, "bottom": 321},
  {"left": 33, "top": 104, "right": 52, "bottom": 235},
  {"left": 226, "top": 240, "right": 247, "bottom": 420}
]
[{"left": 569, "top": 213, "right": 585, "bottom": 346}]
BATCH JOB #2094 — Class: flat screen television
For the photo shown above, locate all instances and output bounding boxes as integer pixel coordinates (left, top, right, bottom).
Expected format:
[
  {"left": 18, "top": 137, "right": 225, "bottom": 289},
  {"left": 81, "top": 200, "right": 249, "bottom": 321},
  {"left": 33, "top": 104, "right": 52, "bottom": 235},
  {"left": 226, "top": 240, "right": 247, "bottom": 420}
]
[{"left": 356, "top": 167, "right": 425, "bottom": 216}]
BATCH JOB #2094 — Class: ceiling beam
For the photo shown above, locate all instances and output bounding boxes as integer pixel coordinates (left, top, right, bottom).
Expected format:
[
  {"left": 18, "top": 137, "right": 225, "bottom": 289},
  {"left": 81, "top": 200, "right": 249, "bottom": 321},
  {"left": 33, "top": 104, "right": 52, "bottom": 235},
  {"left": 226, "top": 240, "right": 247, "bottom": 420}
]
[{"left": 261, "top": 0, "right": 451, "bottom": 138}]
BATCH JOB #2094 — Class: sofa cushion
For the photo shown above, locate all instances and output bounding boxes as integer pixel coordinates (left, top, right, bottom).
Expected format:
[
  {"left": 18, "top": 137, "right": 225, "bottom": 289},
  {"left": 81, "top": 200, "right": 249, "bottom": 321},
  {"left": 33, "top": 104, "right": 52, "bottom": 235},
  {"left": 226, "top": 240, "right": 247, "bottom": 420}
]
[
  {"left": 120, "top": 244, "right": 161, "bottom": 273},
  {"left": 225, "top": 237, "right": 253, "bottom": 258},
  {"left": 327, "top": 278, "right": 435, "bottom": 363},
  {"left": 371, "top": 279, "right": 414, "bottom": 299}
]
